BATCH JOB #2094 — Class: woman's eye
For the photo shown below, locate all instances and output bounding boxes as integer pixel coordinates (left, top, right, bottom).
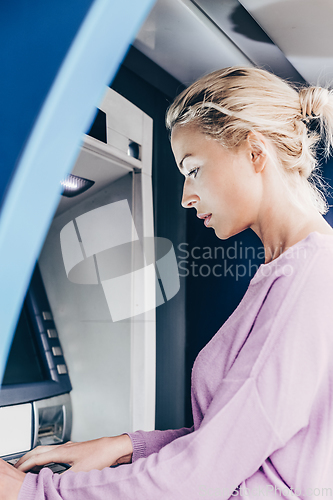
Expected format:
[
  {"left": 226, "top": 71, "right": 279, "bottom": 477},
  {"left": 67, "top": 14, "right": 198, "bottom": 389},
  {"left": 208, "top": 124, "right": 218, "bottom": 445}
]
[{"left": 187, "top": 168, "right": 199, "bottom": 178}]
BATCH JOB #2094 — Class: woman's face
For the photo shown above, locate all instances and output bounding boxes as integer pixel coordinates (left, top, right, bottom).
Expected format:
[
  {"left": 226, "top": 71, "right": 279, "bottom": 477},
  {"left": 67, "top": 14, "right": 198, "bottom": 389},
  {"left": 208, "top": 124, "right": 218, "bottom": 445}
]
[{"left": 171, "top": 125, "right": 264, "bottom": 240}]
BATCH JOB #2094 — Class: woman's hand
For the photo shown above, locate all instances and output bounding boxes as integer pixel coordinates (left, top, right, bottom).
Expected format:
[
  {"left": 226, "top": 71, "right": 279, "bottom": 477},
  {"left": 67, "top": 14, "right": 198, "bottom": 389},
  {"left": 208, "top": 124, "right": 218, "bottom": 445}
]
[
  {"left": 15, "top": 434, "right": 133, "bottom": 473},
  {"left": 0, "top": 458, "right": 25, "bottom": 500}
]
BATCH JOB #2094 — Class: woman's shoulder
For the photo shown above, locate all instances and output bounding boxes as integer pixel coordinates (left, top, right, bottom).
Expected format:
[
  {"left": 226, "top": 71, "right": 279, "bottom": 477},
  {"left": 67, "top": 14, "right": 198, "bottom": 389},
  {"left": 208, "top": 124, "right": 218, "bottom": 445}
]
[
  {"left": 237, "top": 231, "right": 333, "bottom": 383},
  {"left": 250, "top": 231, "right": 333, "bottom": 287}
]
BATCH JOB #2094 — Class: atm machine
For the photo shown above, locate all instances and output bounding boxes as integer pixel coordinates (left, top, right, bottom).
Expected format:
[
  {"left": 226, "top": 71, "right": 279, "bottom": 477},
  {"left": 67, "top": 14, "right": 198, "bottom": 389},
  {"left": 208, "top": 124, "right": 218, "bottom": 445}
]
[{"left": 0, "top": 88, "right": 156, "bottom": 466}]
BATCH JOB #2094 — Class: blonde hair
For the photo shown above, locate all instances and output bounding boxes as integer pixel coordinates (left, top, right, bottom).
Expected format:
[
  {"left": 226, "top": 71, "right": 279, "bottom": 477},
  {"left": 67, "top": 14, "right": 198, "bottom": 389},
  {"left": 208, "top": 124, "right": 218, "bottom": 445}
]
[{"left": 166, "top": 67, "right": 333, "bottom": 215}]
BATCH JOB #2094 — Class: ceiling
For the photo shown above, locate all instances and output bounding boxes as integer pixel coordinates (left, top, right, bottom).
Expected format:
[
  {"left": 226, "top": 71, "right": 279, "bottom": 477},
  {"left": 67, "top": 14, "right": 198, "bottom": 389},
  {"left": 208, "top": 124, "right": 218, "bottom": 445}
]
[
  {"left": 239, "top": 0, "right": 333, "bottom": 85},
  {"left": 132, "top": 0, "right": 333, "bottom": 86}
]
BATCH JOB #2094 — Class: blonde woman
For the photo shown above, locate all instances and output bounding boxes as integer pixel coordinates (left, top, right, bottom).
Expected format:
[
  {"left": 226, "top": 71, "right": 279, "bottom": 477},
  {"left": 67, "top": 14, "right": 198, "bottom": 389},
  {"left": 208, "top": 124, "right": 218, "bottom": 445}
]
[{"left": 2, "top": 67, "right": 333, "bottom": 500}]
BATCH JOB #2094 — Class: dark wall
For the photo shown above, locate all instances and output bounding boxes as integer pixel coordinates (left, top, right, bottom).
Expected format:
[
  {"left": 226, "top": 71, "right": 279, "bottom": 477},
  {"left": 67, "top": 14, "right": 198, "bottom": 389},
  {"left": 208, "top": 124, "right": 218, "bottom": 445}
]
[
  {"left": 183, "top": 224, "right": 263, "bottom": 425},
  {"left": 111, "top": 46, "right": 187, "bottom": 430},
  {"left": 322, "top": 159, "right": 333, "bottom": 228}
]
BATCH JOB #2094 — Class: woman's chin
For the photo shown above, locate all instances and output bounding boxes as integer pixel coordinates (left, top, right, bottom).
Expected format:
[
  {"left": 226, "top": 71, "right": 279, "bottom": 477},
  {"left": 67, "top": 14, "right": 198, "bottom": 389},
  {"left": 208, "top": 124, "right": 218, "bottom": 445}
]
[
  {"left": 214, "top": 226, "right": 242, "bottom": 240},
  {"left": 213, "top": 227, "right": 230, "bottom": 240}
]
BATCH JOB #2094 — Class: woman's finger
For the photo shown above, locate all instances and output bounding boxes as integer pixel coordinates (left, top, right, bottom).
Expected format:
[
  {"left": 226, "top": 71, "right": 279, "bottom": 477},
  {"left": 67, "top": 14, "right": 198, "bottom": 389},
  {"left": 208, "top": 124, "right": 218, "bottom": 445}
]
[
  {"left": 15, "top": 445, "right": 59, "bottom": 469},
  {"left": 16, "top": 447, "right": 72, "bottom": 473},
  {"left": 15, "top": 441, "right": 74, "bottom": 470}
]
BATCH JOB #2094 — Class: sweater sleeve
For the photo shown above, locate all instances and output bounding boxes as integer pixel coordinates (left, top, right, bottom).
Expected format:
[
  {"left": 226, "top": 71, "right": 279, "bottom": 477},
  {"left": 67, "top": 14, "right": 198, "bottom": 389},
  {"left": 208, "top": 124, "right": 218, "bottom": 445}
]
[
  {"left": 19, "top": 377, "right": 283, "bottom": 500},
  {"left": 17, "top": 248, "right": 333, "bottom": 500},
  {"left": 127, "top": 426, "right": 194, "bottom": 462}
]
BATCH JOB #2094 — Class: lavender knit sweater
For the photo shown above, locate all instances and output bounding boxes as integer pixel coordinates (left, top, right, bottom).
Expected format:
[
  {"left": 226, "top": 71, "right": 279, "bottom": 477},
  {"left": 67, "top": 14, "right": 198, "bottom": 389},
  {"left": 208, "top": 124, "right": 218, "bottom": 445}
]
[{"left": 19, "top": 232, "right": 333, "bottom": 499}]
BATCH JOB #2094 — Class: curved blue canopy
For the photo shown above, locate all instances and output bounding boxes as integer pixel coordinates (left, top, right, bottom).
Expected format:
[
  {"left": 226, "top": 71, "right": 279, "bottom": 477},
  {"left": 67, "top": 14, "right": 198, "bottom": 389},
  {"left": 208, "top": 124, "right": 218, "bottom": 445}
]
[{"left": 0, "top": 0, "right": 156, "bottom": 381}]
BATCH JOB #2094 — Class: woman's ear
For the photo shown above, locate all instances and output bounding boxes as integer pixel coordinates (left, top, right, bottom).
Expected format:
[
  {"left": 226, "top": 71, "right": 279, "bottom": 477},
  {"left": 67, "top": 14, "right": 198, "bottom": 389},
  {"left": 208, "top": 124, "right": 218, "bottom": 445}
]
[{"left": 246, "top": 132, "right": 267, "bottom": 173}]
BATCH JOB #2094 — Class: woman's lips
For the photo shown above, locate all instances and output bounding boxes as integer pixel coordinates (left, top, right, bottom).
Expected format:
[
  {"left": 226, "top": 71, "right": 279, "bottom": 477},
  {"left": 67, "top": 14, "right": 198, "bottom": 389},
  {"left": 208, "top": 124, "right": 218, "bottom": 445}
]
[
  {"left": 204, "top": 214, "right": 212, "bottom": 227},
  {"left": 197, "top": 213, "right": 212, "bottom": 227}
]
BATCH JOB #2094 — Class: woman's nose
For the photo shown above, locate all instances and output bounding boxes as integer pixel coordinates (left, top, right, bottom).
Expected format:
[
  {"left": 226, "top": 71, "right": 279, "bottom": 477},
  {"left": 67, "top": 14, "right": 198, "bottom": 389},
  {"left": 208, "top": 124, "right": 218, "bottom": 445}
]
[{"left": 181, "top": 181, "right": 200, "bottom": 208}]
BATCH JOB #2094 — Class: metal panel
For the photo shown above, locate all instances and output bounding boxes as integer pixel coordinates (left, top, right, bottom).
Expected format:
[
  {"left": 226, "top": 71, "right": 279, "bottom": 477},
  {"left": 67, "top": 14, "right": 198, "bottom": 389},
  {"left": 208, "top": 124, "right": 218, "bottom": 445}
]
[
  {"left": 133, "top": 0, "right": 251, "bottom": 85},
  {"left": 239, "top": 0, "right": 333, "bottom": 85},
  {"left": 39, "top": 90, "right": 155, "bottom": 439},
  {"left": 194, "top": 0, "right": 305, "bottom": 82}
]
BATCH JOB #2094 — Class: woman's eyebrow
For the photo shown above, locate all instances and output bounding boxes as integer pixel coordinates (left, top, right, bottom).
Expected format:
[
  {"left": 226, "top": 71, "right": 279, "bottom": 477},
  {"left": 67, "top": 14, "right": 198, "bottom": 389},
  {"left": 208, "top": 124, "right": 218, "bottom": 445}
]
[{"left": 179, "top": 154, "right": 192, "bottom": 171}]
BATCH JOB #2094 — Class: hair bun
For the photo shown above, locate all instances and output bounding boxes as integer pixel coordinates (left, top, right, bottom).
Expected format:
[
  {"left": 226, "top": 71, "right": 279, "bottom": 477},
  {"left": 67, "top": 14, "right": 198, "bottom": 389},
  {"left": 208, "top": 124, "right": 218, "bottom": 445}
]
[{"left": 299, "top": 86, "right": 330, "bottom": 118}]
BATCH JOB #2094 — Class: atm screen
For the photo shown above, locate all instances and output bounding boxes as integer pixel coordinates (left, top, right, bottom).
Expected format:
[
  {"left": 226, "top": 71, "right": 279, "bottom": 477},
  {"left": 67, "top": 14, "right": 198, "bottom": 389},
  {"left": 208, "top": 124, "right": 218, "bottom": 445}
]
[{"left": 2, "top": 303, "right": 47, "bottom": 386}]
